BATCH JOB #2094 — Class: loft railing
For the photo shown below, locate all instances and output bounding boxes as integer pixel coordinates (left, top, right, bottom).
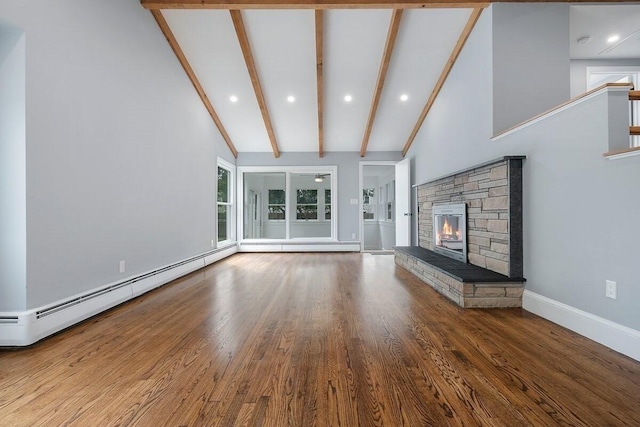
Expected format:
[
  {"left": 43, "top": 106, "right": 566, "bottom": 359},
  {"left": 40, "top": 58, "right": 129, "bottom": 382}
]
[{"left": 630, "top": 90, "right": 640, "bottom": 141}]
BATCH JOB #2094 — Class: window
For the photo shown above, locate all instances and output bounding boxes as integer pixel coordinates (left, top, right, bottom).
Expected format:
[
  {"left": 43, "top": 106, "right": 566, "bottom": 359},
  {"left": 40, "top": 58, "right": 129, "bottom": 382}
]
[
  {"left": 217, "top": 159, "right": 235, "bottom": 244},
  {"left": 325, "top": 189, "right": 331, "bottom": 220},
  {"left": 386, "top": 181, "right": 395, "bottom": 221},
  {"left": 268, "top": 189, "right": 286, "bottom": 220},
  {"left": 296, "top": 189, "right": 318, "bottom": 220},
  {"left": 363, "top": 188, "right": 375, "bottom": 220},
  {"left": 239, "top": 167, "right": 336, "bottom": 240}
]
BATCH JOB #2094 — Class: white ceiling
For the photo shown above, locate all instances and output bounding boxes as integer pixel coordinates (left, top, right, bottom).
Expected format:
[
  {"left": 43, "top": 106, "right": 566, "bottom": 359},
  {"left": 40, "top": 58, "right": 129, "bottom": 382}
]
[
  {"left": 157, "top": 4, "right": 640, "bottom": 157},
  {"left": 571, "top": 5, "right": 640, "bottom": 60},
  {"left": 163, "top": 7, "right": 473, "bottom": 156}
]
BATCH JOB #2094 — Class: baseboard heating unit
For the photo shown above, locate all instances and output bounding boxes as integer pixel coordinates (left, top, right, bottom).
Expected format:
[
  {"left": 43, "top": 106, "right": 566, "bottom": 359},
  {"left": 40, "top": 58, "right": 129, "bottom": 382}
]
[{"left": 0, "top": 245, "right": 237, "bottom": 347}]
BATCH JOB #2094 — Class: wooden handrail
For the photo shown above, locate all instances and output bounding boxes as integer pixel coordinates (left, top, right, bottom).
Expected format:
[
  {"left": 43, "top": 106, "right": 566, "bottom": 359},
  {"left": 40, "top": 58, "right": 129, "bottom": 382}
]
[
  {"left": 630, "top": 126, "right": 640, "bottom": 136},
  {"left": 492, "top": 82, "right": 635, "bottom": 140},
  {"left": 630, "top": 91, "right": 640, "bottom": 101},
  {"left": 603, "top": 145, "right": 640, "bottom": 159}
]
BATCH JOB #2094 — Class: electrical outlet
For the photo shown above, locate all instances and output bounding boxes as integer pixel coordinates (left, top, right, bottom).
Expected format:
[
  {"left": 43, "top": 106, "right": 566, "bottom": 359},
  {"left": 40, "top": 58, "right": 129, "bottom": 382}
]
[
  {"left": 351, "top": 233, "right": 356, "bottom": 239},
  {"left": 605, "top": 280, "right": 617, "bottom": 299},
  {"left": 119, "top": 260, "right": 126, "bottom": 274},
  {"left": 211, "top": 240, "right": 215, "bottom": 247}
]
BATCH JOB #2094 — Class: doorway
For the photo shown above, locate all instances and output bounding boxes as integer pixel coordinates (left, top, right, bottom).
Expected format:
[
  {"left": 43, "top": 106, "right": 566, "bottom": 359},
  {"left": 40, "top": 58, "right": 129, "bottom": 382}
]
[{"left": 359, "top": 159, "right": 411, "bottom": 252}]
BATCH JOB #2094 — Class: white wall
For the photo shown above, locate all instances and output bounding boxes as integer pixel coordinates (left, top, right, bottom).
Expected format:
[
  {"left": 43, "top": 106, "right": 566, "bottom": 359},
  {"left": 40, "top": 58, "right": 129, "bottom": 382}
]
[
  {"left": 492, "top": 3, "right": 570, "bottom": 134},
  {"left": 0, "top": 27, "right": 26, "bottom": 311},
  {"left": 408, "top": 4, "right": 640, "bottom": 333},
  {"left": 1, "top": 1, "right": 235, "bottom": 311}
]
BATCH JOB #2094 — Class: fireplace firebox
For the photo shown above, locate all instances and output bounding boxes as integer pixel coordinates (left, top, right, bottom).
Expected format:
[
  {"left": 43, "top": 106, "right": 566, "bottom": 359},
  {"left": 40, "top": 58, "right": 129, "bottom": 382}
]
[{"left": 433, "top": 203, "right": 467, "bottom": 262}]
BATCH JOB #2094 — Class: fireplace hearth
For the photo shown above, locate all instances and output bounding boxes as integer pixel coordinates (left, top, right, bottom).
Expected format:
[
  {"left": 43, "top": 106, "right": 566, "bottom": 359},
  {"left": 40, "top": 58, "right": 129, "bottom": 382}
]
[{"left": 433, "top": 203, "right": 467, "bottom": 262}]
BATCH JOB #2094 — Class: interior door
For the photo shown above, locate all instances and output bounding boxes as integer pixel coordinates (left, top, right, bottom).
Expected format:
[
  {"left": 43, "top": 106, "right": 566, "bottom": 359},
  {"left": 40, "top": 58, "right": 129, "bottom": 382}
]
[{"left": 395, "top": 158, "right": 411, "bottom": 246}]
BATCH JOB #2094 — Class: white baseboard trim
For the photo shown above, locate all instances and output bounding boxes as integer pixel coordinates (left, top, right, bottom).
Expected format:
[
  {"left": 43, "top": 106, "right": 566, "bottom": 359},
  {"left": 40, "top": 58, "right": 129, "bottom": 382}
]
[
  {"left": 0, "top": 245, "right": 238, "bottom": 347},
  {"left": 238, "top": 242, "right": 360, "bottom": 252},
  {"left": 523, "top": 290, "right": 640, "bottom": 362}
]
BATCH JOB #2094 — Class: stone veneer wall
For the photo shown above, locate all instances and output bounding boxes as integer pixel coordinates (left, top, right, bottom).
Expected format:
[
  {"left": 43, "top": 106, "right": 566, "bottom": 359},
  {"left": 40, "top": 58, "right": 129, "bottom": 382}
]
[
  {"left": 417, "top": 157, "right": 524, "bottom": 278},
  {"left": 395, "top": 251, "right": 524, "bottom": 307}
]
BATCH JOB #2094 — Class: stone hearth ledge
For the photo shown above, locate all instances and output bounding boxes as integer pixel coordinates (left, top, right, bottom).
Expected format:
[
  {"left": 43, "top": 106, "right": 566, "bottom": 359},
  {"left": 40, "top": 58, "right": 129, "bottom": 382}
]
[{"left": 395, "top": 246, "right": 526, "bottom": 308}]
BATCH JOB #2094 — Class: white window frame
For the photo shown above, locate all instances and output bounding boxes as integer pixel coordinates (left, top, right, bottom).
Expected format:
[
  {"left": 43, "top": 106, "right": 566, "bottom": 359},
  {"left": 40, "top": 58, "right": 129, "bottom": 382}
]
[
  {"left": 237, "top": 165, "right": 338, "bottom": 242},
  {"left": 217, "top": 158, "right": 236, "bottom": 246}
]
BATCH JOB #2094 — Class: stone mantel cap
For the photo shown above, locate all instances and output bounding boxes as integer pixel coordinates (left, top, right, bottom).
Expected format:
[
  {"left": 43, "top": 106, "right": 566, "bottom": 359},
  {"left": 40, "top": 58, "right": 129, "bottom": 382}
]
[{"left": 413, "top": 155, "right": 527, "bottom": 188}]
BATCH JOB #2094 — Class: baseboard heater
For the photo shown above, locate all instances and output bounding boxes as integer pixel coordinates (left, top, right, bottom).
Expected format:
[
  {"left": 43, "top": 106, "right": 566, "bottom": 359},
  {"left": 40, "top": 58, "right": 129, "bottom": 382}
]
[
  {"left": 0, "top": 244, "right": 237, "bottom": 347},
  {"left": 238, "top": 241, "right": 360, "bottom": 252}
]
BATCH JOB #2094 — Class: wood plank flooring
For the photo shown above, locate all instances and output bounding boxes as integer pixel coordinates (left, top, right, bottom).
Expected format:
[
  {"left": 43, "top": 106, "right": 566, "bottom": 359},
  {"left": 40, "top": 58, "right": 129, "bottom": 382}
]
[{"left": 1, "top": 253, "right": 639, "bottom": 426}]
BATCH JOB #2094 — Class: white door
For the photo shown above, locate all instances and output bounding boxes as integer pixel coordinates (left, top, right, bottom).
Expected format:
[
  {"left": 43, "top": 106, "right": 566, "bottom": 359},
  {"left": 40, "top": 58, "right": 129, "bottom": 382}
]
[{"left": 395, "top": 158, "right": 411, "bottom": 246}]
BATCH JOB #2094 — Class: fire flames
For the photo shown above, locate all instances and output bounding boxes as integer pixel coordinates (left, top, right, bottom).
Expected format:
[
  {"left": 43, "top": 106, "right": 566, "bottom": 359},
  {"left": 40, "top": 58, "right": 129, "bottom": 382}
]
[
  {"left": 437, "top": 217, "right": 461, "bottom": 245},
  {"left": 442, "top": 218, "right": 453, "bottom": 236}
]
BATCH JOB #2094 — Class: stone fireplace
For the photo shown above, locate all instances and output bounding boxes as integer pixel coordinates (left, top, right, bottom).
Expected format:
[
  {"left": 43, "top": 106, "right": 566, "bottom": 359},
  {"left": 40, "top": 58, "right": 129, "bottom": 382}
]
[
  {"left": 418, "top": 156, "right": 524, "bottom": 279},
  {"left": 395, "top": 156, "right": 526, "bottom": 308}
]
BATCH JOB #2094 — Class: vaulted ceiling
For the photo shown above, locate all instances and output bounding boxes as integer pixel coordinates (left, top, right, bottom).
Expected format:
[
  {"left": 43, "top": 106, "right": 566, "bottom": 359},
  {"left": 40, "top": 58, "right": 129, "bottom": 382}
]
[{"left": 140, "top": 1, "right": 640, "bottom": 158}]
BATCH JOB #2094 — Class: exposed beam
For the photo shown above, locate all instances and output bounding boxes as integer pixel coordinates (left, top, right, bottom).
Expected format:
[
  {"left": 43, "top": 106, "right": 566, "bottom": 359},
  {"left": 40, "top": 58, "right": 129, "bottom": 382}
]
[
  {"left": 360, "top": 9, "right": 403, "bottom": 157},
  {"left": 230, "top": 10, "right": 281, "bottom": 158},
  {"left": 150, "top": 10, "right": 238, "bottom": 158},
  {"left": 316, "top": 10, "right": 324, "bottom": 158},
  {"left": 401, "top": 7, "right": 482, "bottom": 157},
  {"left": 142, "top": 0, "right": 632, "bottom": 9},
  {"left": 142, "top": 0, "right": 492, "bottom": 10}
]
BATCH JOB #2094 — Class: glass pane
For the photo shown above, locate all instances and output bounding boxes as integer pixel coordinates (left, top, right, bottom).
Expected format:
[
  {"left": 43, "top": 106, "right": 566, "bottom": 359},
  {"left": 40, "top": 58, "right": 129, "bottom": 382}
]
[
  {"left": 297, "top": 205, "right": 318, "bottom": 220},
  {"left": 325, "top": 189, "right": 331, "bottom": 220},
  {"left": 243, "top": 172, "right": 286, "bottom": 239},
  {"left": 296, "top": 189, "right": 317, "bottom": 204},
  {"left": 268, "top": 205, "right": 285, "bottom": 220},
  {"left": 290, "top": 173, "right": 331, "bottom": 238},
  {"left": 363, "top": 188, "right": 374, "bottom": 204},
  {"left": 269, "top": 189, "right": 285, "bottom": 204},
  {"left": 363, "top": 188, "right": 375, "bottom": 220},
  {"left": 217, "top": 167, "right": 229, "bottom": 203},
  {"left": 217, "top": 205, "right": 228, "bottom": 242}
]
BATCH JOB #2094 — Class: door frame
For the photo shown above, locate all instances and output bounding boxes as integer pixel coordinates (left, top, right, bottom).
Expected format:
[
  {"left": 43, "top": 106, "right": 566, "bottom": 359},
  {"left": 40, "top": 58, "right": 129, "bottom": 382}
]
[{"left": 359, "top": 160, "right": 406, "bottom": 252}]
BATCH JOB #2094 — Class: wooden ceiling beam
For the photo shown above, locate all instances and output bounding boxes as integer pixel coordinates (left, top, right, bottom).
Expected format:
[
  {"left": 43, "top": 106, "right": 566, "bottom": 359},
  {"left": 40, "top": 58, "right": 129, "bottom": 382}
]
[
  {"left": 142, "top": 0, "right": 492, "bottom": 10},
  {"left": 230, "top": 10, "right": 281, "bottom": 158},
  {"left": 316, "top": 10, "right": 324, "bottom": 158},
  {"left": 150, "top": 9, "right": 238, "bottom": 158},
  {"left": 142, "top": 0, "right": 638, "bottom": 8},
  {"left": 401, "top": 7, "right": 482, "bottom": 157},
  {"left": 360, "top": 9, "right": 403, "bottom": 158}
]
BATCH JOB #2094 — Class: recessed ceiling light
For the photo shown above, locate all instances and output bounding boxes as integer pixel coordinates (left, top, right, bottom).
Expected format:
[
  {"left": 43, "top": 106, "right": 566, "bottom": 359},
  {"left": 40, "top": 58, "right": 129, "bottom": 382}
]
[
  {"left": 287, "top": 95, "right": 295, "bottom": 103},
  {"left": 400, "top": 94, "right": 409, "bottom": 102},
  {"left": 344, "top": 94, "right": 352, "bottom": 102},
  {"left": 607, "top": 34, "right": 620, "bottom": 43},
  {"left": 229, "top": 95, "right": 238, "bottom": 103}
]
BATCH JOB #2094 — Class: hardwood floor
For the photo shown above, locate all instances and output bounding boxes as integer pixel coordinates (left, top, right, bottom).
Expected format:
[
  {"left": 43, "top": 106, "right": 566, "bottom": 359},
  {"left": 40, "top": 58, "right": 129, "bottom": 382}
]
[{"left": 1, "top": 253, "right": 639, "bottom": 426}]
